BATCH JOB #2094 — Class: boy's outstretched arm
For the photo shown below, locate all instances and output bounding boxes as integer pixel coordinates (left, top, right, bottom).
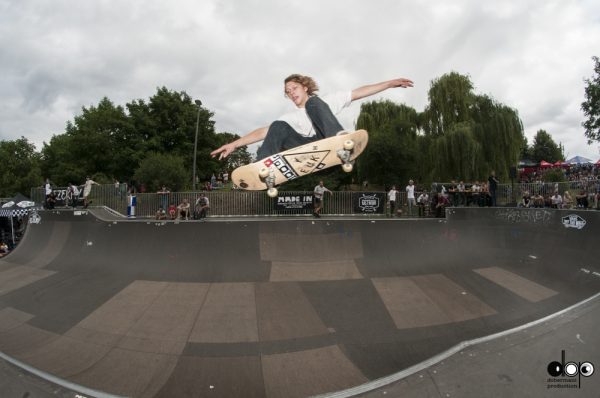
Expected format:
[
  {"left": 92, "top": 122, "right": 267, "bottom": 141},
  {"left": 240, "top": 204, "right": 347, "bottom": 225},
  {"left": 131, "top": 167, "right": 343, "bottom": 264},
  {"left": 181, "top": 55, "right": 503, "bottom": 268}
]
[
  {"left": 351, "top": 78, "right": 413, "bottom": 101},
  {"left": 211, "top": 126, "right": 269, "bottom": 160}
]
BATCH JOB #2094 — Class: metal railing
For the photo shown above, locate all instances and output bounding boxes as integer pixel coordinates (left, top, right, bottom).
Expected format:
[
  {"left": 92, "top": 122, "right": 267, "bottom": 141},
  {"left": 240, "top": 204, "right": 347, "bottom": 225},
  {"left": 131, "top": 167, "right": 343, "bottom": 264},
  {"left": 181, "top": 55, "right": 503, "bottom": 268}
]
[{"left": 30, "top": 180, "right": 600, "bottom": 218}]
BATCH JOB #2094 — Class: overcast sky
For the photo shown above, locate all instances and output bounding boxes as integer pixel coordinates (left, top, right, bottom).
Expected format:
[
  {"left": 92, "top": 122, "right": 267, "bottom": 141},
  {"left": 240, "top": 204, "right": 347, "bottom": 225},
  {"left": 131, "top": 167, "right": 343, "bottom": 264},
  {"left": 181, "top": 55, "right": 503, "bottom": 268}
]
[{"left": 1, "top": 0, "right": 599, "bottom": 161}]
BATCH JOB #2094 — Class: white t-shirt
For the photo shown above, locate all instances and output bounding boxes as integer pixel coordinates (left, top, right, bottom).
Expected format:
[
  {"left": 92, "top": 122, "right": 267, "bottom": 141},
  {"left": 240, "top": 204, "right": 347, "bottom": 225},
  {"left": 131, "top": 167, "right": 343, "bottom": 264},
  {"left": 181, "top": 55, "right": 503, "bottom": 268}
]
[
  {"left": 314, "top": 185, "right": 330, "bottom": 199},
  {"left": 278, "top": 91, "right": 352, "bottom": 137},
  {"left": 406, "top": 184, "right": 415, "bottom": 199},
  {"left": 388, "top": 189, "right": 398, "bottom": 201}
]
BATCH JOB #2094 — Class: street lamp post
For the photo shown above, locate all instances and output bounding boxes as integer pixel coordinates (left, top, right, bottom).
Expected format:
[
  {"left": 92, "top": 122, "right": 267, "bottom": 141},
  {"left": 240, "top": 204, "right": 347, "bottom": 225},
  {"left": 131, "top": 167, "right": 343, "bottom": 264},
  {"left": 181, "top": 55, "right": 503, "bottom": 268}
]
[{"left": 192, "top": 99, "right": 202, "bottom": 191}]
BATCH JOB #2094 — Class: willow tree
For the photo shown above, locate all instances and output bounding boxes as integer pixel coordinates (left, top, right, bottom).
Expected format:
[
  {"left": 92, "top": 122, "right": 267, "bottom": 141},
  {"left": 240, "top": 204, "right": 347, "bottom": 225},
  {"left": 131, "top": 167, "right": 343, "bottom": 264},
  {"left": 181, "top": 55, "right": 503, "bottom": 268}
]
[
  {"left": 356, "top": 100, "right": 420, "bottom": 186},
  {"left": 422, "top": 73, "right": 525, "bottom": 182}
]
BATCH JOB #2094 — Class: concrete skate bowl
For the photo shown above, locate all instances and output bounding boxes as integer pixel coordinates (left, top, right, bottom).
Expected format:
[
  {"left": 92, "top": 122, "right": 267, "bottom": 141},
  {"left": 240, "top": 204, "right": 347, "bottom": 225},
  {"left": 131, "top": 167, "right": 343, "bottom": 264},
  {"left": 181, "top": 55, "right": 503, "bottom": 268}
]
[{"left": 0, "top": 207, "right": 599, "bottom": 397}]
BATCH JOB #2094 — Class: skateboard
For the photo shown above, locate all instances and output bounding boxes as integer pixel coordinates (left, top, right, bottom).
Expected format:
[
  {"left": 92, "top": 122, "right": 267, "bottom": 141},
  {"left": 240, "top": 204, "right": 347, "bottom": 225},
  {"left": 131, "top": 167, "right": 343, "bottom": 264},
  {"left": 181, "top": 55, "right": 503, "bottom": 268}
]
[{"left": 232, "top": 129, "right": 368, "bottom": 197}]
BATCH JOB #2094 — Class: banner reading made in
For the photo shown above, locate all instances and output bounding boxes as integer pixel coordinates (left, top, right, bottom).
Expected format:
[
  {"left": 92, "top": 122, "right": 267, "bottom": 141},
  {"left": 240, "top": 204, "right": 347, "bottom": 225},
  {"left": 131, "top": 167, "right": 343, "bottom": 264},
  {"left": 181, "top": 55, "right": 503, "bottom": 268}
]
[
  {"left": 275, "top": 193, "right": 314, "bottom": 211},
  {"left": 353, "top": 192, "right": 385, "bottom": 214}
]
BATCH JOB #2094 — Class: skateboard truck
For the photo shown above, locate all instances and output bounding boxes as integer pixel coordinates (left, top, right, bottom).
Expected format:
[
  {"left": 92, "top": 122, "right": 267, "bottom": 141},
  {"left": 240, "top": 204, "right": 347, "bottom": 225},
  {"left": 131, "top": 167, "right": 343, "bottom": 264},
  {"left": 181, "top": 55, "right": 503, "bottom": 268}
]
[
  {"left": 337, "top": 139, "right": 355, "bottom": 172},
  {"left": 258, "top": 166, "right": 278, "bottom": 197}
]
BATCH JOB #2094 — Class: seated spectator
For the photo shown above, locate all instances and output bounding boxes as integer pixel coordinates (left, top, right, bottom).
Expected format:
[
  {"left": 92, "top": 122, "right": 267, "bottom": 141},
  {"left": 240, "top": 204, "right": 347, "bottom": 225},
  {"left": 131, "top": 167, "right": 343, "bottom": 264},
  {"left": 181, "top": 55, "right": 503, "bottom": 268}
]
[
  {"left": 178, "top": 198, "right": 191, "bottom": 220},
  {"left": 417, "top": 190, "right": 430, "bottom": 217},
  {"left": 168, "top": 203, "right": 177, "bottom": 220},
  {"left": 194, "top": 193, "right": 210, "bottom": 219},
  {"left": 550, "top": 192, "right": 563, "bottom": 209},
  {"left": 532, "top": 193, "right": 545, "bottom": 208},
  {"left": 576, "top": 190, "right": 588, "bottom": 208},
  {"left": 470, "top": 181, "right": 481, "bottom": 206},
  {"left": 0, "top": 241, "right": 8, "bottom": 257},
  {"left": 519, "top": 191, "right": 531, "bottom": 208},
  {"left": 46, "top": 191, "right": 57, "bottom": 210},
  {"left": 563, "top": 191, "right": 574, "bottom": 209},
  {"left": 435, "top": 192, "right": 449, "bottom": 218},
  {"left": 155, "top": 207, "right": 167, "bottom": 220}
]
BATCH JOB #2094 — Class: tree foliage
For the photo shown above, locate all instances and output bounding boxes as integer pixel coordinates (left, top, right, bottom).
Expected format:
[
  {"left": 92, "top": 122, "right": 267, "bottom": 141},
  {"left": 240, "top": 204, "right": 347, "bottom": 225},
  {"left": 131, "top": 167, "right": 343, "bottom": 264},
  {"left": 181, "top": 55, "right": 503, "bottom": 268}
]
[
  {"left": 582, "top": 56, "right": 600, "bottom": 144},
  {"left": 528, "top": 130, "right": 564, "bottom": 163},
  {"left": 355, "top": 72, "right": 526, "bottom": 186},
  {"left": 0, "top": 137, "right": 42, "bottom": 197},
  {"left": 133, "top": 153, "right": 188, "bottom": 192},
  {"left": 37, "top": 87, "right": 247, "bottom": 190}
]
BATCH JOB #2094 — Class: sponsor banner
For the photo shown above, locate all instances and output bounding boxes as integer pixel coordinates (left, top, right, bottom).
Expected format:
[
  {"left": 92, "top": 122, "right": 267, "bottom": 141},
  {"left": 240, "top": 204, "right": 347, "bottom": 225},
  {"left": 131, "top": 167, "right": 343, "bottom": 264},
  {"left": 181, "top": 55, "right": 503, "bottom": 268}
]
[
  {"left": 48, "top": 188, "right": 83, "bottom": 207},
  {"left": 353, "top": 192, "right": 385, "bottom": 214},
  {"left": 275, "top": 193, "right": 314, "bottom": 210},
  {"left": 562, "top": 214, "right": 586, "bottom": 230}
]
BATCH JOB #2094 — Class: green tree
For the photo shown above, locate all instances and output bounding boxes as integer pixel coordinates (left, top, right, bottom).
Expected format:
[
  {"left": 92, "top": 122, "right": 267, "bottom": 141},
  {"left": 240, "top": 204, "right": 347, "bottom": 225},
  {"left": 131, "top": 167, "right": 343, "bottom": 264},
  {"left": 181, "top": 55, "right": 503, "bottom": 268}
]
[
  {"left": 356, "top": 100, "right": 420, "bottom": 186},
  {"left": 582, "top": 56, "right": 600, "bottom": 143},
  {"left": 529, "top": 130, "right": 564, "bottom": 163},
  {"left": 0, "top": 137, "right": 42, "bottom": 197},
  {"left": 418, "top": 73, "right": 525, "bottom": 182},
  {"left": 40, "top": 98, "right": 133, "bottom": 185},
  {"left": 133, "top": 153, "right": 188, "bottom": 192}
]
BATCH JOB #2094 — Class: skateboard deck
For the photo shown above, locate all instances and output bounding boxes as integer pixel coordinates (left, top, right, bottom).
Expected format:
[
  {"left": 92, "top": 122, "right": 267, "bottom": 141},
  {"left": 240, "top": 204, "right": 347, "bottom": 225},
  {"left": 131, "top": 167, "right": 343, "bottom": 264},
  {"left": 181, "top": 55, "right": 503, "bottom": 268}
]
[{"left": 232, "top": 129, "right": 368, "bottom": 194}]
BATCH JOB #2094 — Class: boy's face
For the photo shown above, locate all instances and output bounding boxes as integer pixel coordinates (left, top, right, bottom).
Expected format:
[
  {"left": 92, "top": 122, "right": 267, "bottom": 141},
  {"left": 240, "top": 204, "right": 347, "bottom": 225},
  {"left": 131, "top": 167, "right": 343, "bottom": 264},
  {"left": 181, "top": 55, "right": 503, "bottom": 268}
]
[{"left": 284, "top": 81, "right": 309, "bottom": 108}]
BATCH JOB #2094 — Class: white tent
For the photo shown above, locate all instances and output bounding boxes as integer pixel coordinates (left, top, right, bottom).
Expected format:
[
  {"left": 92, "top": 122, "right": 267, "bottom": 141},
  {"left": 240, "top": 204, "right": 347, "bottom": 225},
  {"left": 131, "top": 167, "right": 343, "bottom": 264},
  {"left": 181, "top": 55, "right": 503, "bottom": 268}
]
[
  {"left": 0, "top": 194, "right": 36, "bottom": 245},
  {"left": 565, "top": 155, "right": 593, "bottom": 164}
]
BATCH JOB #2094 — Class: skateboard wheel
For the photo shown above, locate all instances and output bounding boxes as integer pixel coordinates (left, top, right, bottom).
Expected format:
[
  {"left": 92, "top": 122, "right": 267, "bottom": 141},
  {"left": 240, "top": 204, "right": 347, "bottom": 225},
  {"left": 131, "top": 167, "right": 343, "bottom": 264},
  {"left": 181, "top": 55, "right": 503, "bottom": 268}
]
[
  {"left": 258, "top": 167, "right": 270, "bottom": 178},
  {"left": 342, "top": 163, "right": 353, "bottom": 172},
  {"left": 267, "top": 187, "right": 278, "bottom": 198},
  {"left": 343, "top": 139, "right": 354, "bottom": 150}
]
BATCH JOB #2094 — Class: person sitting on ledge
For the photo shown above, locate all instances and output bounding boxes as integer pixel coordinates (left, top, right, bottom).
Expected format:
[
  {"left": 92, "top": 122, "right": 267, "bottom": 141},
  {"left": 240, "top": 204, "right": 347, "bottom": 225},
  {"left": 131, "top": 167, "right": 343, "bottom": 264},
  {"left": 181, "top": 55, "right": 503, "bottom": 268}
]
[{"left": 177, "top": 198, "right": 191, "bottom": 220}]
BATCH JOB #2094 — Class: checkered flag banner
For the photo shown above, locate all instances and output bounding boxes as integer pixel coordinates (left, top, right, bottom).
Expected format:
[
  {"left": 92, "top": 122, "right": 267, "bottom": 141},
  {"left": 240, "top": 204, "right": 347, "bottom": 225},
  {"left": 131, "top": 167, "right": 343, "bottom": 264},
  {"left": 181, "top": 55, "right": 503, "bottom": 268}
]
[{"left": 0, "top": 208, "right": 32, "bottom": 217}]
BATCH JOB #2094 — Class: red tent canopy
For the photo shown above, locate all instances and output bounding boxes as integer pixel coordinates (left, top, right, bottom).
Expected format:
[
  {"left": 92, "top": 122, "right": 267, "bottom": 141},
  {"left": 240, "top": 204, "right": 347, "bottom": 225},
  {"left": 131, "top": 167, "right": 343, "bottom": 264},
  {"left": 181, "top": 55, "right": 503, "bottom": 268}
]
[
  {"left": 553, "top": 160, "right": 570, "bottom": 168},
  {"left": 539, "top": 160, "right": 553, "bottom": 168},
  {"left": 596, "top": 159, "right": 600, "bottom": 165}
]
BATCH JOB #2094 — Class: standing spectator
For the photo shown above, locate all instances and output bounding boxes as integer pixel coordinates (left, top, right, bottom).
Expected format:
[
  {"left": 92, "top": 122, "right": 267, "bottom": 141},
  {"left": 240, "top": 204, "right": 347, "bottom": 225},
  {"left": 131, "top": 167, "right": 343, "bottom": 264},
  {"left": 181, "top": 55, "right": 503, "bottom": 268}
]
[
  {"left": 211, "top": 173, "right": 217, "bottom": 188},
  {"left": 417, "top": 190, "right": 430, "bottom": 217},
  {"left": 114, "top": 179, "right": 121, "bottom": 196},
  {"left": 406, "top": 179, "right": 416, "bottom": 216},
  {"left": 44, "top": 179, "right": 52, "bottom": 208},
  {"left": 223, "top": 171, "right": 229, "bottom": 185},
  {"left": 387, "top": 185, "right": 399, "bottom": 217},
  {"left": 457, "top": 180, "right": 466, "bottom": 206},
  {"left": 488, "top": 171, "right": 499, "bottom": 207},
  {"left": 67, "top": 183, "right": 80, "bottom": 208},
  {"left": 313, "top": 180, "right": 332, "bottom": 218},
  {"left": 157, "top": 186, "right": 170, "bottom": 212},
  {"left": 82, "top": 177, "right": 99, "bottom": 208}
]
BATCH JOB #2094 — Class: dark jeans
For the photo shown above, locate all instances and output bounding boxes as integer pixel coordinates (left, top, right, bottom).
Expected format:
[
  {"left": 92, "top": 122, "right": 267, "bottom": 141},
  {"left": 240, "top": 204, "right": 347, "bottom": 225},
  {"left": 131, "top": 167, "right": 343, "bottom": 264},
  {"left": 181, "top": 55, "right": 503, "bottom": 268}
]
[{"left": 257, "top": 96, "right": 344, "bottom": 159}]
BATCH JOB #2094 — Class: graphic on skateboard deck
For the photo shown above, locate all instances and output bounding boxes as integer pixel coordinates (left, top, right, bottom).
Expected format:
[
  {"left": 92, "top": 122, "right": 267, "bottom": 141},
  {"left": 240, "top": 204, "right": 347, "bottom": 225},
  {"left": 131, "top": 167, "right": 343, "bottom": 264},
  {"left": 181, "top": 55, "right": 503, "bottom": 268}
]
[{"left": 232, "top": 129, "right": 368, "bottom": 197}]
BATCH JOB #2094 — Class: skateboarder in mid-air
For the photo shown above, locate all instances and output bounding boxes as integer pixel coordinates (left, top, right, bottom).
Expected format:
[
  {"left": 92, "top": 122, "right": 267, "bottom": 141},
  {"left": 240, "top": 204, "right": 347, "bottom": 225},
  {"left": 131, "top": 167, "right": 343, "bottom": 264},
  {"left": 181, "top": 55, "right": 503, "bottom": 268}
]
[{"left": 210, "top": 74, "right": 413, "bottom": 161}]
